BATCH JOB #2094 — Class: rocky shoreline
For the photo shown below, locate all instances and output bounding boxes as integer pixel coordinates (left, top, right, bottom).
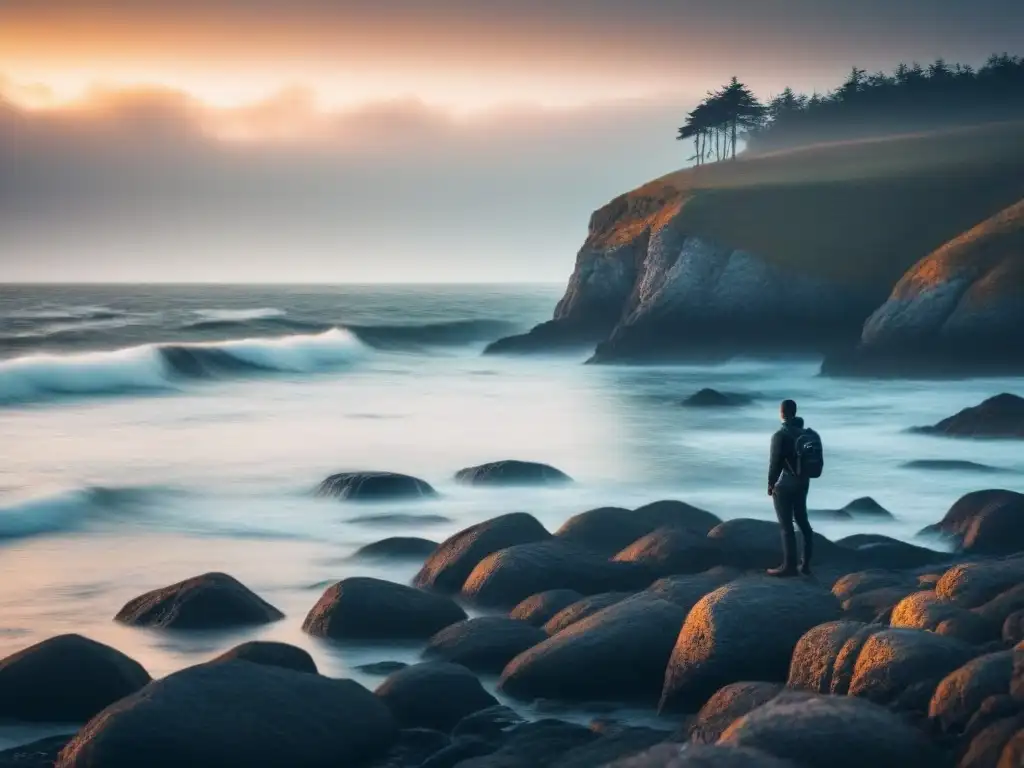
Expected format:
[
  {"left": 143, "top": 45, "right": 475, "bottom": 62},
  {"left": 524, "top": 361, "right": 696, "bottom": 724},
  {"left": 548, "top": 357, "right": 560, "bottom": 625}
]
[{"left": 3, "top": 478, "right": 1024, "bottom": 767}]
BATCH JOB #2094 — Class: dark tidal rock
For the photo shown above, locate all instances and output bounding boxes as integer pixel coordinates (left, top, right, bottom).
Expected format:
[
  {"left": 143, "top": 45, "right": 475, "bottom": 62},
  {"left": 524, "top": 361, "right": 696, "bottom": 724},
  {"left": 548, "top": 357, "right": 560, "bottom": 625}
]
[
  {"left": 454, "top": 460, "right": 572, "bottom": 487},
  {"left": 556, "top": 502, "right": 721, "bottom": 556},
  {"left": 357, "top": 661, "right": 409, "bottom": 676},
  {"left": 646, "top": 567, "right": 741, "bottom": 613},
  {"left": 508, "top": 589, "right": 584, "bottom": 627},
  {"left": 55, "top": 660, "right": 397, "bottom": 768},
  {"left": 613, "top": 526, "right": 723, "bottom": 578},
  {"left": 374, "top": 662, "right": 497, "bottom": 733},
  {"left": 302, "top": 577, "right": 466, "bottom": 641},
  {"left": 607, "top": 743, "right": 803, "bottom": 767},
  {"left": 688, "top": 681, "right": 786, "bottom": 744},
  {"left": 316, "top": 471, "right": 437, "bottom": 501},
  {"left": 423, "top": 617, "right": 546, "bottom": 674},
  {"left": 349, "top": 513, "right": 451, "bottom": 526},
  {"left": 718, "top": 694, "right": 946, "bottom": 768},
  {"left": 660, "top": 577, "right": 841, "bottom": 712},
  {"left": 353, "top": 537, "right": 439, "bottom": 561},
  {"left": 902, "top": 459, "right": 1008, "bottom": 473},
  {"left": 914, "top": 393, "right": 1024, "bottom": 439},
  {"left": 500, "top": 593, "right": 688, "bottom": 704},
  {"left": 415, "top": 513, "right": 551, "bottom": 594},
  {"left": 208, "top": 641, "right": 317, "bottom": 675},
  {"left": 542, "top": 592, "right": 632, "bottom": 635},
  {"left": 0, "top": 634, "right": 150, "bottom": 723},
  {"left": 929, "top": 651, "right": 1013, "bottom": 733},
  {"left": 681, "top": 388, "right": 756, "bottom": 407},
  {"left": 936, "top": 556, "right": 1024, "bottom": 607},
  {"left": 450, "top": 718, "right": 596, "bottom": 767},
  {"left": 921, "top": 490, "right": 1024, "bottom": 556},
  {"left": 114, "top": 572, "right": 284, "bottom": 630}
]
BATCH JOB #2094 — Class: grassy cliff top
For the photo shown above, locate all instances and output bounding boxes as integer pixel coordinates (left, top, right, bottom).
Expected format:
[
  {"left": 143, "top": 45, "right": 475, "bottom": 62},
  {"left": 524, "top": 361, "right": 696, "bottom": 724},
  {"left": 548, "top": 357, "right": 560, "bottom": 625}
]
[{"left": 589, "top": 121, "right": 1024, "bottom": 289}]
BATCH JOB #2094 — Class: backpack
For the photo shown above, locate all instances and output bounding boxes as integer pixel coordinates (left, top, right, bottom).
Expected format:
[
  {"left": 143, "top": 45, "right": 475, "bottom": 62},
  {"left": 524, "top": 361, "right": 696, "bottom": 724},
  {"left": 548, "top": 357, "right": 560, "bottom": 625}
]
[{"left": 793, "top": 428, "right": 824, "bottom": 479}]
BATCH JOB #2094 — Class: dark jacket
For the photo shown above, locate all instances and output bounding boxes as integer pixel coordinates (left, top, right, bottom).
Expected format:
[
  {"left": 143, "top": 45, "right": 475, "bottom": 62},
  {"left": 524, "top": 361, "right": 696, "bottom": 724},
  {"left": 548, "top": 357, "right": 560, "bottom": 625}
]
[{"left": 769, "top": 416, "right": 805, "bottom": 487}]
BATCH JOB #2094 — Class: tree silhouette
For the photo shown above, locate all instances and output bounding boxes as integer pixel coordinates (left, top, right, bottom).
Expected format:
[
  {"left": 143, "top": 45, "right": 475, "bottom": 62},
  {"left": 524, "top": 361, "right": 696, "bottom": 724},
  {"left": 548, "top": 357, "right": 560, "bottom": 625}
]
[{"left": 677, "top": 77, "right": 766, "bottom": 163}]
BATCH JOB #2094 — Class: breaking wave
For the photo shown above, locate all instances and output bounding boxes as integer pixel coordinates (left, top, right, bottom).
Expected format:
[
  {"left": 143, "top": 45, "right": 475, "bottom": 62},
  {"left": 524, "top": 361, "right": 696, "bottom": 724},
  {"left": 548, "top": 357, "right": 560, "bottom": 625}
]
[
  {"left": 348, "top": 319, "right": 517, "bottom": 349},
  {"left": 0, "top": 486, "right": 165, "bottom": 540},
  {"left": 0, "top": 328, "right": 366, "bottom": 406}
]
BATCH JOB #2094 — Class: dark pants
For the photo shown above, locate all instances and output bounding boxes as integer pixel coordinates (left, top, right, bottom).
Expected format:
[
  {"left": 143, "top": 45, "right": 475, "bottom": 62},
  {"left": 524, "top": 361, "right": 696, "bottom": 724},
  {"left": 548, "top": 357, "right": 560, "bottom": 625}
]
[{"left": 773, "top": 479, "right": 812, "bottom": 569}]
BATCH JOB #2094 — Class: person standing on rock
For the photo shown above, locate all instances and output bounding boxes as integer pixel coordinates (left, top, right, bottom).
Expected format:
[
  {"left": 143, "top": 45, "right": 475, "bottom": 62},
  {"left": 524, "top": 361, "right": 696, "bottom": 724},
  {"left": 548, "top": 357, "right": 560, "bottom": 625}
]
[{"left": 767, "top": 399, "right": 824, "bottom": 577}]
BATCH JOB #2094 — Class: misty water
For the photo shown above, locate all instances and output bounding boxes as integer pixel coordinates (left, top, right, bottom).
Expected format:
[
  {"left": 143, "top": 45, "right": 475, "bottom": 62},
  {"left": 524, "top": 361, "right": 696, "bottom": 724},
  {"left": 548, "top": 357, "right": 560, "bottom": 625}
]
[{"left": 0, "top": 284, "right": 1022, "bottom": 744}]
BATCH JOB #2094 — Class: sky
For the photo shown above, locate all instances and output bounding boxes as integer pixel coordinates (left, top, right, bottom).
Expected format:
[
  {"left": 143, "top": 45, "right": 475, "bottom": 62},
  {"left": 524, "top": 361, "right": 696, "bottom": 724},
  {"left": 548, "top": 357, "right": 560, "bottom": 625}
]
[{"left": 2, "top": 0, "right": 1022, "bottom": 282}]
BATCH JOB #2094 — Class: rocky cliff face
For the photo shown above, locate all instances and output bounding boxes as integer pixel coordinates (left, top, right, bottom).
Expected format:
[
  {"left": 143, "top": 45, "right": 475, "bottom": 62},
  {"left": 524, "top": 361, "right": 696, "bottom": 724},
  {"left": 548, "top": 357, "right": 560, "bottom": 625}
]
[
  {"left": 824, "top": 199, "right": 1024, "bottom": 376},
  {"left": 486, "top": 122, "right": 1024, "bottom": 367}
]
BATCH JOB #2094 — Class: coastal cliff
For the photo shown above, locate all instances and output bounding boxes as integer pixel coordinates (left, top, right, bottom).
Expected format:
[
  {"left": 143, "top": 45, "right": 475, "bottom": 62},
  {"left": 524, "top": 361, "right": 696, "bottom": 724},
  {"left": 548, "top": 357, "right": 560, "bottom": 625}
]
[{"left": 486, "top": 121, "right": 1024, "bottom": 369}]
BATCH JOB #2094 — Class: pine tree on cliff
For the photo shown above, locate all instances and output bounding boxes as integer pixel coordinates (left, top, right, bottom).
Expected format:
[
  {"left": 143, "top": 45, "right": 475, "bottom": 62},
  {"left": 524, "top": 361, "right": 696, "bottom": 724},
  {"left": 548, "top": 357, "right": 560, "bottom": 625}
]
[{"left": 678, "top": 79, "right": 765, "bottom": 164}]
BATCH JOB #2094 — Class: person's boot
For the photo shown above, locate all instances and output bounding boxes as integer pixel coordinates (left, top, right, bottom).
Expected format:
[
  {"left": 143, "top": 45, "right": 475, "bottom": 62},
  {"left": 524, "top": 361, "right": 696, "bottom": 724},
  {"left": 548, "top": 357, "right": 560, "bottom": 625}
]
[
  {"left": 767, "top": 564, "right": 798, "bottom": 577},
  {"left": 798, "top": 561, "right": 812, "bottom": 576},
  {"left": 799, "top": 532, "right": 813, "bottom": 576},
  {"left": 768, "top": 526, "right": 798, "bottom": 577}
]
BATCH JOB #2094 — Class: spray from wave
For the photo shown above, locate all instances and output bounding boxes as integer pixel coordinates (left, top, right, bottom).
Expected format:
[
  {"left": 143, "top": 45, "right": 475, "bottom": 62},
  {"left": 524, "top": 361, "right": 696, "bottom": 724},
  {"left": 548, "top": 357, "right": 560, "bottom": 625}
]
[
  {"left": 0, "top": 486, "right": 164, "bottom": 540},
  {"left": 0, "top": 328, "right": 366, "bottom": 406}
]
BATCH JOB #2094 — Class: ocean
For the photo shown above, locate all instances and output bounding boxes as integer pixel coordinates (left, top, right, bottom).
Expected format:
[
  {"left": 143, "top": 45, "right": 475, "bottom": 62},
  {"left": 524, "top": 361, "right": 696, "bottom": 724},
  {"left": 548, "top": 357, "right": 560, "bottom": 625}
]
[{"left": 0, "top": 283, "right": 1021, "bottom": 742}]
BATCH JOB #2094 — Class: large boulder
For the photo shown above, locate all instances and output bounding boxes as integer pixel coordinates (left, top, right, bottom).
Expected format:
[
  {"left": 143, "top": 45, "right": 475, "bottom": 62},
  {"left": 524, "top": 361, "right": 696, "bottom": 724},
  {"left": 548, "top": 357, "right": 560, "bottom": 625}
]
[
  {"left": 787, "top": 620, "right": 875, "bottom": 694},
  {"left": 499, "top": 593, "right": 687, "bottom": 704},
  {"left": 316, "top": 471, "right": 437, "bottom": 500},
  {"left": 461, "top": 540, "right": 653, "bottom": 608},
  {"left": 831, "top": 570, "right": 917, "bottom": 602},
  {"left": 647, "top": 567, "right": 740, "bottom": 608},
  {"left": 826, "top": 197, "right": 1024, "bottom": 377},
  {"left": 660, "top": 577, "right": 841, "bottom": 712},
  {"left": 688, "top": 681, "right": 785, "bottom": 744},
  {"left": 841, "top": 586, "right": 918, "bottom": 623},
  {"left": 55, "top": 661, "right": 396, "bottom": 768},
  {"left": 556, "top": 503, "right": 721, "bottom": 555},
  {"left": 890, "top": 590, "right": 991, "bottom": 643},
  {"left": 719, "top": 694, "right": 946, "bottom": 768},
  {"left": 847, "top": 628, "right": 976, "bottom": 711},
  {"left": 0, "top": 634, "right": 150, "bottom": 723},
  {"left": 936, "top": 557, "right": 1024, "bottom": 608},
  {"left": 542, "top": 592, "right": 632, "bottom": 635},
  {"left": 835, "top": 536, "right": 947, "bottom": 570},
  {"left": 454, "top": 461, "right": 572, "bottom": 487},
  {"left": 929, "top": 651, "right": 1013, "bottom": 733},
  {"left": 922, "top": 490, "right": 1024, "bottom": 556},
  {"left": 374, "top": 662, "right": 497, "bottom": 733},
  {"left": 423, "top": 617, "right": 546, "bottom": 674},
  {"left": 959, "top": 714, "right": 1024, "bottom": 768},
  {"left": 302, "top": 577, "right": 466, "bottom": 641},
  {"left": 706, "top": 518, "right": 853, "bottom": 571},
  {"left": 207, "top": 641, "right": 317, "bottom": 674},
  {"left": 446, "top": 718, "right": 596, "bottom": 767},
  {"left": 114, "top": 572, "right": 284, "bottom": 630},
  {"left": 681, "top": 389, "right": 755, "bottom": 407},
  {"left": 614, "top": 526, "right": 723, "bottom": 577},
  {"left": 414, "top": 513, "right": 551, "bottom": 594},
  {"left": 553, "top": 726, "right": 673, "bottom": 768},
  {"left": 352, "top": 537, "right": 438, "bottom": 562},
  {"left": 508, "top": 590, "right": 583, "bottom": 627},
  {"left": 915, "top": 394, "right": 1024, "bottom": 439}
]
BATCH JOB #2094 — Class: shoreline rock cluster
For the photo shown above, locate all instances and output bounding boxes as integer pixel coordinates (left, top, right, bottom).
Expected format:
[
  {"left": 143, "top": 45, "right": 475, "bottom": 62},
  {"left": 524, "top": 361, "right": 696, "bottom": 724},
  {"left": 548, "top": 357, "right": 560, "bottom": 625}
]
[{"left": 3, "top": 485, "right": 1024, "bottom": 767}]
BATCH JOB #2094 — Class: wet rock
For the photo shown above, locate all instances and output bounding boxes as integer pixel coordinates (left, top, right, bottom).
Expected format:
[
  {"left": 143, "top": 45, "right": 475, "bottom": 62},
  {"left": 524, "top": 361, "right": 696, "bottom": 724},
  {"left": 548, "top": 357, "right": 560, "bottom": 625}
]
[
  {"left": 316, "top": 471, "right": 437, "bottom": 501},
  {"left": 115, "top": 572, "right": 284, "bottom": 630},
  {"left": 606, "top": 743, "right": 802, "bottom": 767},
  {"left": 418, "top": 737, "right": 494, "bottom": 768},
  {"left": 847, "top": 628, "right": 976, "bottom": 710},
  {"left": 660, "top": 577, "right": 841, "bottom": 712},
  {"left": 646, "top": 567, "right": 741, "bottom": 612},
  {"left": 353, "top": 537, "right": 439, "bottom": 562},
  {"left": 414, "top": 513, "right": 551, "bottom": 594},
  {"left": 461, "top": 540, "right": 653, "bottom": 609},
  {"left": 681, "top": 389, "right": 755, "bottom": 407},
  {"left": 787, "top": 620, "right": 874, "bottom": 694},
  {"left": 0, "top": 634, "right": 150, "bottom": 723},
  {"left": 929, "top": 651, "right": 1013, "bottom": 733},
  {"left": 369, "top": 728, "right": 450, "bottom": 768},
  {"left": 556, "top": 503, "right": 721, "bottom": 555},
  {"left": 423, "top": 617, "right": 545, "bottom": 674},
  {"left": 349, "top": 513, "right": 451, "bottom": 527},
  {"left": 891, "top": 591, "right": 992, "bottom": 643},
  {"left": 451, "top": 705, "right": 526, "bottom": 743},
  {"left": 688, "top": 681, "right": 784, "bottom": 744},
  {"left": 719, "top": 694, "right": 945, "bottom": 768},
  {"left": 922, "top": 490, "right": 1024, "bottom": 556},
  {"left": 0, "top": 736, "right": 72, "bottom": 768},
  {"left": 55, "top": 660, "right": 396, "bottom": 768},
  {"left": 509, "top": 590, "right": 583, "bottom": 627},
  {"left": 500, "top": 593, "right": 687, "bottom": 704},
  {"left": 555, "top": 726, "right": 672, "bottom": 768},
  {"left": 208, "top": 641, "right": 317, "bottom": 674},
  {"left": 454, "top": 460, "right": 572, "bottom": 487},
  {"left": 706, "top": 518, "right": 853, "bottom": 571},
  {"left": 937, "top": 557, "right": 1024, "bottom": 608},
  {"left": 614, "top": 527, "right": 723, "bottom": 577},
  {"left": 302, "top": 577, "right": 466, "bottom": 641},
  {"left": 358, "top": 661, "right": 409, "bottom": 676},
  {"left": 542, "top": 592, "right": 632, "bottom": 635},
  {"left": 902, "top": 459, "right": 1007, "bottom": 473},
  {"left": 915, "top": 394, "right": 1024, "bottom": 439},
  {"left": 959, "top": 714, "right": 1024, "bottom": 768},
  {"left": 375, "top": 662, "right": 497, "bottom": 733},
  {"left": 465, "top": 718, "right": 597, "bottom": 768}
]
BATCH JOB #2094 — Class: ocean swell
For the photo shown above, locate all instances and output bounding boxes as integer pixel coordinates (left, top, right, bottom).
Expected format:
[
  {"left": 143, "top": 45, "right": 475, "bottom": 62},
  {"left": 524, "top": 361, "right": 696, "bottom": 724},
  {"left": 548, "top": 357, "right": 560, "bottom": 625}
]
[
  {"left": 0, "top": 486, "right": 163, "bottom": 541},
  {"left": 0, "top": 328, "right": 365, "bottom": 406},
  {"left": 348, "top": 319, "right": 518, "bottom": 349}
]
